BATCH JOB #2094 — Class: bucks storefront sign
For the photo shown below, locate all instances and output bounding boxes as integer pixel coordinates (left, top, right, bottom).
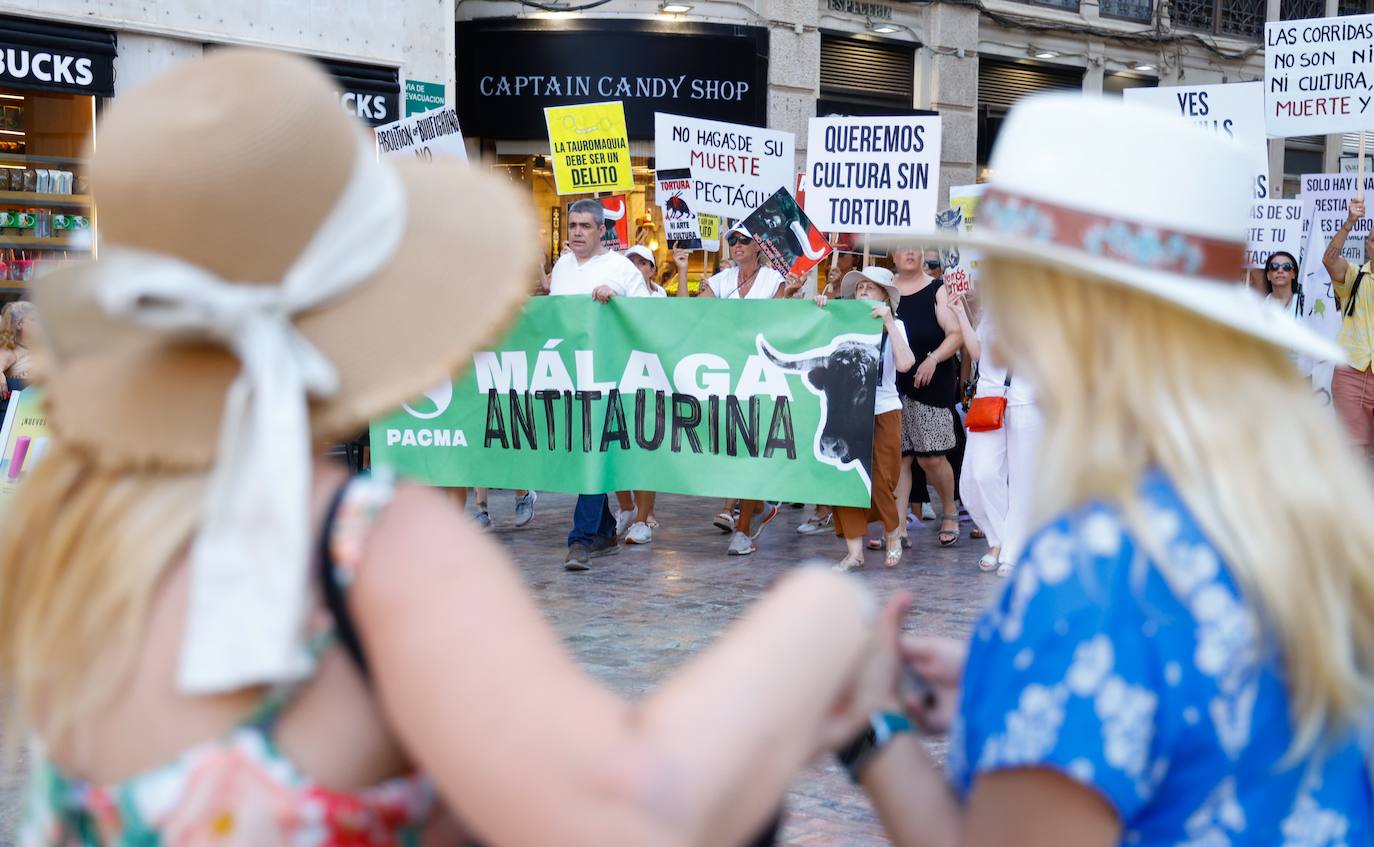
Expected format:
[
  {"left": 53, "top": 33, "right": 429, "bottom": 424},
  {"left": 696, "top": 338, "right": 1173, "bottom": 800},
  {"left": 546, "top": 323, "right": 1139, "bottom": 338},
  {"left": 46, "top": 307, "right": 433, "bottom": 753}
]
[{"left": 372, "top": 299, "right": 883, "bottom": 507}]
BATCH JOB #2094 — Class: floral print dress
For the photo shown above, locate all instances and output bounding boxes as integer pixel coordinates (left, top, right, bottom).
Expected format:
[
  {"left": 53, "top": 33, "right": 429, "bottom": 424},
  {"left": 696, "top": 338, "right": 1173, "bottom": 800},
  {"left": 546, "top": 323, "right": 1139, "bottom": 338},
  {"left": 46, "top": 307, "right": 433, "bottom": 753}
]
[
  {"left": 18, "top": 474, "right": 437, "bottom": 847},
  {"left": 952, "top": 470, "right": 1372, "bottom": 846}
]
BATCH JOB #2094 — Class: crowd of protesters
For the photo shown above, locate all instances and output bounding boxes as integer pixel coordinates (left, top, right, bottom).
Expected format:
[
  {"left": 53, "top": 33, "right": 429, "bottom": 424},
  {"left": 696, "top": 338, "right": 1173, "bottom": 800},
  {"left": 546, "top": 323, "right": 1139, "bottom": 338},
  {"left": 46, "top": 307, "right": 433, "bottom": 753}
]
[{"left": 2, "top": 50, "right": 1374, "bottom": 847}]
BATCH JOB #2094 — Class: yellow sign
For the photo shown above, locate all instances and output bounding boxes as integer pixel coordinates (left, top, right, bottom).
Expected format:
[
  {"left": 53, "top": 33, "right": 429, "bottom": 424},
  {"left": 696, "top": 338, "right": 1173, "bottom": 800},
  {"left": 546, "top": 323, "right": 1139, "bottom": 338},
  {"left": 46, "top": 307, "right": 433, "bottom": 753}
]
[
  {"left": 698, "top": 213, "right": 720, "bottom": 248},
  {"left": 544, "top": 101, "right": 633, "bottom": 196}
]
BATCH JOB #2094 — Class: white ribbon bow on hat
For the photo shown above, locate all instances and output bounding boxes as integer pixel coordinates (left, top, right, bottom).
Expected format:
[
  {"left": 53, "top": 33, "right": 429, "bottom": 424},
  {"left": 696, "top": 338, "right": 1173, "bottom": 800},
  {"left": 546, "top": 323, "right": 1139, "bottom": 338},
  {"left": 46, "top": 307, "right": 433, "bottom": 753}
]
[{"left": 90, "top": 135, "right": 407, "bottom": 693}]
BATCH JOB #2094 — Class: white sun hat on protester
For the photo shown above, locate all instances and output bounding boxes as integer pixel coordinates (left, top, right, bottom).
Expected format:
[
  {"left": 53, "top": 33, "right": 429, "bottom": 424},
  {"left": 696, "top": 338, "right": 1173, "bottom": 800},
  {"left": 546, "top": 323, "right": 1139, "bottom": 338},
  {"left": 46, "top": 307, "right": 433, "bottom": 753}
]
[{"left": 910, "top": 94, "right": 1343, "bottom": 363}]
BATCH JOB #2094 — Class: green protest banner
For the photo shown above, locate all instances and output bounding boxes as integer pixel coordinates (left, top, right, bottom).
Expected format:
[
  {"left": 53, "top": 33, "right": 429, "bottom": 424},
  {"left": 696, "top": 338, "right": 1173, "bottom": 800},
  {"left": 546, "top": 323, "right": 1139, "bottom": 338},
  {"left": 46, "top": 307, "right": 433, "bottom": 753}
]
[{"left": 371, "top": 298, "right": 883, "bottom": 507}]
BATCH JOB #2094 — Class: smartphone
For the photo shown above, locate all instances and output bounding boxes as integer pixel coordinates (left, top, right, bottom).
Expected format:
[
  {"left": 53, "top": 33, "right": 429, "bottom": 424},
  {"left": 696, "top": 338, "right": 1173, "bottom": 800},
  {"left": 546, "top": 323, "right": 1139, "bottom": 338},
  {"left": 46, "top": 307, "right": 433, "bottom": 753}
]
[{"left": 901, "top": 665, "right": 938, "bottom": 711}]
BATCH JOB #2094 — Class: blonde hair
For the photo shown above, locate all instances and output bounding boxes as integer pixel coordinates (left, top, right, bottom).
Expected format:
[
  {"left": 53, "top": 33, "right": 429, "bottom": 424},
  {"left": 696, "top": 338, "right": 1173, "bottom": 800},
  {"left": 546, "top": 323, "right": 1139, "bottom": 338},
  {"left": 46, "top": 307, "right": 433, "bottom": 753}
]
[
  {"left": 0, "top": 445, "right": 205, "bottom": 746},
  {"left": 0, "top": 300, "right": 34, "bottom": 350},
  {"left": 984, "top": 257, "right": 1374, "bottom": 757}
]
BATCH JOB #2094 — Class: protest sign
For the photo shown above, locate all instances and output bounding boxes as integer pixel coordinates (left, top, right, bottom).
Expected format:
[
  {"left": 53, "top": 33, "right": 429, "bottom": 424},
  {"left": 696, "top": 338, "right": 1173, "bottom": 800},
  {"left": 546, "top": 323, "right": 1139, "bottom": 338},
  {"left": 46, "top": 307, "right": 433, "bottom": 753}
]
[
  {"left": 740, "top": 188, "right": 834, "bottom": 278},
  {"left": 655, "top": 168, "right": 702, "bottom": 249},
  {"left": 1264, "top": 15, "right": 1374, "bottom": 138},
  {"left": 1295, "top": 172, "right": 1374, "bottom": 396},
  {"left": 582, "top": 195, "right": 630, "bottom": 251},
  {"left": 654, "top": 112, "right": 794, "bottom": 218},
  {"left": 375, "top": 106, "right": 468, "bottom": 163},
  {"left": 545, "top": 101, "right": 633, "bottom": 195},
  {"left": 803, "top": 116, "right": 942, "bottom": 233},
  {"left": 698, "top": 213, "right": 721, "bottom": 252},
  {"left": 1124, "top": 82, "right": 1271, "bottom": 198},
  {"left": 1246, "top": 199, "right": 1303, "bottom": 269},
  {"left": 939, "top": 183, "right": 985, "bottom": 298},
  {"left": 0, "top": 389, "right": 47, "bottom": 516},
  {"left": 372, "top": 298, "right": 883, "bottom": 506}
]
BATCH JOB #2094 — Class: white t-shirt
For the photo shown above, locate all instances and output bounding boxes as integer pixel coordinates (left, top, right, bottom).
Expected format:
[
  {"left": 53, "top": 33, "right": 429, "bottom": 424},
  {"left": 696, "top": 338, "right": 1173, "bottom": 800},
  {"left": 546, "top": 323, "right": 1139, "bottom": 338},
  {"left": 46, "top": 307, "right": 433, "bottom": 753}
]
[
  {"left": 875, "top": 319, "right": 905, "bottom": 416},
  {"left": 974, "top": 318, "right": 1035, "bottom": 406},
  {"left": 549, "top": 250, "right": 649, "bottom": 298},
  {"left": 706, "top": 265, "right": 784, "bottom": 300}
]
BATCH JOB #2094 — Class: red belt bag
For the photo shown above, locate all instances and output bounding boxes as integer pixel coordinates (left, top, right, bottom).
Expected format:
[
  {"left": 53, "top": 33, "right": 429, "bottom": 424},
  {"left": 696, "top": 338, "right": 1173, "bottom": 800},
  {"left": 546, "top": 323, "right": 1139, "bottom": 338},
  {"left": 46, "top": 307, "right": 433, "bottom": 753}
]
[{"left": 965, "top": 371, "right": 1011, "bottom": 432}]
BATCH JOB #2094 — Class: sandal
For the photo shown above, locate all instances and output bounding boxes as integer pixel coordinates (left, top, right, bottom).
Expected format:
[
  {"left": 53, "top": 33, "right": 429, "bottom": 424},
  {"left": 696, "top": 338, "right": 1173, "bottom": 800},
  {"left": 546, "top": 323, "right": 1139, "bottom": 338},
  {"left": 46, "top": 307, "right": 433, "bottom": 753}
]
[
  {"left": 866, "top": 537, "right": 883, "bottom": 550},
  {"left": 885, "top": 531, "right": 904, "bottom": 568},
  {"left": 978, "top": 552, "right": 999, "bottom": 572},
  {"left": 970, "top": 527, "right": 986, "bottom": 540},
  {"left": 938, "top": 514, "right": 960, "bottom": 547},
  {"left": 833, "top": 553, "right": 865, "bottom": 573}
]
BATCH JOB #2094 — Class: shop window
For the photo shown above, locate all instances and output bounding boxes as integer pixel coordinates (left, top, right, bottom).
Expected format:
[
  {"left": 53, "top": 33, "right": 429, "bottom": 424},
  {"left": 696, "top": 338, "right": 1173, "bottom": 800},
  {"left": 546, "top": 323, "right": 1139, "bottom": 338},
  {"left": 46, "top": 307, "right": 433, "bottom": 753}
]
[
  {"left": 0, "top": 90, "right": 94, "bottom": 295},
  {"left": 1339, "top": 0, "right": 1374, "bottom": 12},
  {"left": 1172, "top": 0, "right": 1265, "bottom": 40},
  {"left": 1101, "top": 0, "right": 1154, "bottom": 22},
  {"left": 1104, "top": 72, "right": 1158, "bottom": 96},
  {"left": 1281, "top": 0, "right": 1325, "bottom": 17},
  {"left": 819, "top": 35, "right": 916, "bottom": 114},
  {"left": 1008, "top": 0, "right": 1081, "bottom": 11},
  {"left": 978, "top": 58, "right": 1083, "bottom": 166}
]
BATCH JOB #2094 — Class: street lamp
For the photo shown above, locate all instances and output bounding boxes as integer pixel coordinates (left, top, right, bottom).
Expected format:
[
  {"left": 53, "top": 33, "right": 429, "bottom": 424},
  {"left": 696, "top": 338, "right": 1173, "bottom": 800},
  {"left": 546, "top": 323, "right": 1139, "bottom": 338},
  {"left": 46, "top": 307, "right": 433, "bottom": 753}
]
[
  {"left": 866, "top": 18, "right": 899, "bottom": 33},
  {"left": 659, "top": 1, "right": 694, "bottom": 12}
]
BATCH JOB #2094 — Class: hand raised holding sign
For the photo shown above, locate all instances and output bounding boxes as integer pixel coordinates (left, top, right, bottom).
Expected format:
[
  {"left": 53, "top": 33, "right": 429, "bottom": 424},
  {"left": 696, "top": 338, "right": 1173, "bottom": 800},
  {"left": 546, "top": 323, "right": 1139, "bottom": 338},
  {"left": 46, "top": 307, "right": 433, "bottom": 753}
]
[{"left": 1348, "top": 197, "right": 1366, "bottom": 225}]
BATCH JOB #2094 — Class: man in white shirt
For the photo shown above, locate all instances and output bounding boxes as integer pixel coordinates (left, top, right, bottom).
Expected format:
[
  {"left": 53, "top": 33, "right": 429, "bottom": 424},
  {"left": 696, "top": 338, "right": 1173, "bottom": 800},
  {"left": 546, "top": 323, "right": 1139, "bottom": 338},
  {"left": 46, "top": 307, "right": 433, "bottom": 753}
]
[{"left": 550, "top": 199, "right": 647, "bottom": 571}]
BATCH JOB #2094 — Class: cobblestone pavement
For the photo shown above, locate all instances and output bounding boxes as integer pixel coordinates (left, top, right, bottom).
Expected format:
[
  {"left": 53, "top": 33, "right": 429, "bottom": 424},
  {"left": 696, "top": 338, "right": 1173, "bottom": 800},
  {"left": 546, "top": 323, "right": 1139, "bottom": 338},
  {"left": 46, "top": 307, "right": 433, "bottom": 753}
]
[
  {"left": 492, "top": 490, "right": 1004, "bottom": 847},
  {"left": 0, "top": 491, "right": 1002, "bottom": 847}
]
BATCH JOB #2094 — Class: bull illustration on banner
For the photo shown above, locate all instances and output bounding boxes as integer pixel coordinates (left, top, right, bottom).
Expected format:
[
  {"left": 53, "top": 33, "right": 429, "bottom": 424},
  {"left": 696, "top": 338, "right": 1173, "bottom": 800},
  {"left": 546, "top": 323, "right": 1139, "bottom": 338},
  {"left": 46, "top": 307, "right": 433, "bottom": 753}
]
[{"left": 757, "top": 334, "right": 880, "bottom": 491}]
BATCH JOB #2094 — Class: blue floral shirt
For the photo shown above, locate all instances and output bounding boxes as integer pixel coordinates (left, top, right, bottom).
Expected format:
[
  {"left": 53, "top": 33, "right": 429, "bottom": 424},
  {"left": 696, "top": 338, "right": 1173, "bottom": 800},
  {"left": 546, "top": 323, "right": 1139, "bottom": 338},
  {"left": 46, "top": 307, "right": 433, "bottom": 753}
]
[{"left": 951, "top": 471, "right": 1371, "bottom": 845}]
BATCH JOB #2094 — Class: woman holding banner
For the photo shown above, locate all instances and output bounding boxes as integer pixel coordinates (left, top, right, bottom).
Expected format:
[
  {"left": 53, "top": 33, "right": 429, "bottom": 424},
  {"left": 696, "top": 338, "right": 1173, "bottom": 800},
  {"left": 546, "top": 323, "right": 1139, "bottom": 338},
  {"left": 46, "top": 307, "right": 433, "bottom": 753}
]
[
  {"left": 702, "top": 226, "right": 802, "bottom": 555},
  {"left": 842, "top": 96, "right": 1374, "bottom": 847},
  {"left": 0, "top": 53, "right": 907, "bottom": 847},
  {"left": 816, "top": 267, "right": 915, "bottom": 571}
]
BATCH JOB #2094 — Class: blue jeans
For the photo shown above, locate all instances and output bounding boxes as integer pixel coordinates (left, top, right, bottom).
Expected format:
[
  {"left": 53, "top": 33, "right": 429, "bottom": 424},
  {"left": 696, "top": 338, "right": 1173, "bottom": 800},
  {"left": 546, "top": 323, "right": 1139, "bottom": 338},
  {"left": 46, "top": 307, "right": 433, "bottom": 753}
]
[{"left": 568, "top": 494, "right": 615, "bottom": 547}]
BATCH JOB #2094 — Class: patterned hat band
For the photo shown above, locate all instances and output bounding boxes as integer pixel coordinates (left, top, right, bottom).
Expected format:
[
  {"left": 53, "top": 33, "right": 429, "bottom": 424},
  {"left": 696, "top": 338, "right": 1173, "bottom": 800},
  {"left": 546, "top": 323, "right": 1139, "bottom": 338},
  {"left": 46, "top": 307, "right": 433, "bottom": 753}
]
[{"left": 979, "top": 189, "right": 1246, "bottom": 283}]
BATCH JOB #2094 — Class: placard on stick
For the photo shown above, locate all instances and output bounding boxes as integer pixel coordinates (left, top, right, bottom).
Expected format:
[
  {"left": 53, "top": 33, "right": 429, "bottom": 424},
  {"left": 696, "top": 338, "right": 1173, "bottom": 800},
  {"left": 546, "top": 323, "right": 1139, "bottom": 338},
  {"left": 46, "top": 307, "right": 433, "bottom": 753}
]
[
  {"left": 375, "top": 106, "right": 468, "bottom": 163},
  {"left": 1246, "top": 199, "right": 1303, "bottom": 269},
  {"left": 654, "top": 112, "right": 795, "bottom": 219},
  {"left": 545, "top": 101, "right": 633, "bottom": 195},
  {"left": 803, "top": 115, "right": 942, "bottom": 233},
  {"left": 655, "top": 168, "right": 702, "bottom": 249},
  {"left": 739, "top": 188, "right": 833, "bottom": 278},
  {"left": 1124, "top": 83, "right": 1270, "bottom": 199},
  {"left": 1264, "top": 15, "right": 1374, "bottom": 138}
]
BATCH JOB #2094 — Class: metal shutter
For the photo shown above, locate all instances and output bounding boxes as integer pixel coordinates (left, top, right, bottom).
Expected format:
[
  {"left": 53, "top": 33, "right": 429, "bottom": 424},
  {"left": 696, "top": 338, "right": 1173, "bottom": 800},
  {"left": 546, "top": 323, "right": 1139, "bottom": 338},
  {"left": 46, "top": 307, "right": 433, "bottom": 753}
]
[
  {"left": 978, "top": 58, "right": 1084, "bottom": 108},
  {"left": 820, "top": 35, "right": 915, "bottom": 103}
]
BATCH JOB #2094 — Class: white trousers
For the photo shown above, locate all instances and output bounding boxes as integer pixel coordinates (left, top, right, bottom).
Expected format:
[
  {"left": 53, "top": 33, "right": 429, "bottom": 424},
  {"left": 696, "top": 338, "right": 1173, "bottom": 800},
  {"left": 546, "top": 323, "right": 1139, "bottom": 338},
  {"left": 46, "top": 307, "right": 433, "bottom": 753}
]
[{"left": 959, "top": 403, "right": 1042, "bottom": 564}]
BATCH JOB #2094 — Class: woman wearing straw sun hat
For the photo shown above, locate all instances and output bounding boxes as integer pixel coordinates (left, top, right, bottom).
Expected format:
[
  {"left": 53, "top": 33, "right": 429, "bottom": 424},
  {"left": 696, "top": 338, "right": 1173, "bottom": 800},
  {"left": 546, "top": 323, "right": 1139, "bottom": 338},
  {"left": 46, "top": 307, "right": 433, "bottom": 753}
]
[
  {"left": 0, "top": 50, "right": 905, "bottom": 846},
  {"left": 841, "top": 95, "right": 1374, "bottom": 845},
  {"left": 814, "top": 266, "right": 915, "bottom": 572}
]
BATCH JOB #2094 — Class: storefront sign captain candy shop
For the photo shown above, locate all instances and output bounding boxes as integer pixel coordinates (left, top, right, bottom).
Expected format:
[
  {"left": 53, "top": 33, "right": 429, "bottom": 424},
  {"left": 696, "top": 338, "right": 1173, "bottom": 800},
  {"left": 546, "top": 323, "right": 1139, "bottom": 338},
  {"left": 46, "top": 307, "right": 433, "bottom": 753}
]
[
  {"left": 545, "top": 101, "right": 634, "bottom": 195},
  {"left": 1264, "top": 13, "right": 1374, "bottom": 136}
]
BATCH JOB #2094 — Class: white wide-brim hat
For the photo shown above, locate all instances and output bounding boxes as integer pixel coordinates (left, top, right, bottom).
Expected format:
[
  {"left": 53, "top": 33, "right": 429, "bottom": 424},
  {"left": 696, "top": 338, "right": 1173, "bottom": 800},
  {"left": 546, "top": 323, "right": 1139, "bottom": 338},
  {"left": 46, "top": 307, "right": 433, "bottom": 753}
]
[
  {"left": 908, "top": 94, "right": 1343, "bottom": 363},
  {"left": 841, "top": 266, "right": 900, "bottom": 311}
]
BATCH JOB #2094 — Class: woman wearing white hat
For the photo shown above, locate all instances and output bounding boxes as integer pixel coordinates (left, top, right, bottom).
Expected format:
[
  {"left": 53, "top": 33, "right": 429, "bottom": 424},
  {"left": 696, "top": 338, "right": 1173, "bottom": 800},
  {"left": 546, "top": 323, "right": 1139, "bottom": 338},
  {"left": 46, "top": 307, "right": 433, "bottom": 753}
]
[
  {"left": 0, "top": 51, "right": 905, "bottom": 847},
  {"left": 615, "top": 244, "right": 671, "bottom": 543},
  {"left": 815, "top": 267, "right": 915, "bottom": 571},
  {"left": 844, "top": 95, "right": 1374, "bottom": 844}
]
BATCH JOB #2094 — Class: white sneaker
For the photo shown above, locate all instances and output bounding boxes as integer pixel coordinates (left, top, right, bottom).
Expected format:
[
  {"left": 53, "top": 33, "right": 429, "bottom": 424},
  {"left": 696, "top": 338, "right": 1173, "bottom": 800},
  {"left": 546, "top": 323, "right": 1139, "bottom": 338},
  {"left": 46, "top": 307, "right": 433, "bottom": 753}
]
[
  {"left": 727, "top": 531, "right": 755, "bottom": 556},
  {"left": 921, "top": 502, "right": 937, "bottom": 521},
  {"left": 797, "top": 512, "right": 834, "bottom": 535},
  {"left": 614, "top": 510, "right": 635, "bottom": 538},
  {"left": 625, "top": 522, "right": 653, "bottom": 544}
]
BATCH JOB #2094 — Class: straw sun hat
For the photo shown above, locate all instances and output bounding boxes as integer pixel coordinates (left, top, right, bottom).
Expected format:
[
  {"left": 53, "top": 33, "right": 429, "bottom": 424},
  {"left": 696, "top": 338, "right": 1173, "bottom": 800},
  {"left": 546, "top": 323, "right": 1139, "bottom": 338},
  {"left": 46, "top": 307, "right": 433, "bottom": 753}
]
[
  {"left": 36, "top": 49, "right": 536, "bottom": 469},
  {"left": 30, "top": 49, "right": 536, "bottom": 694},
  {"left": 912, "top": 94, "right": 1342, "bottom": 363},
  {"left": 840, "top": 266, "right": 900, "bottom": 311}
]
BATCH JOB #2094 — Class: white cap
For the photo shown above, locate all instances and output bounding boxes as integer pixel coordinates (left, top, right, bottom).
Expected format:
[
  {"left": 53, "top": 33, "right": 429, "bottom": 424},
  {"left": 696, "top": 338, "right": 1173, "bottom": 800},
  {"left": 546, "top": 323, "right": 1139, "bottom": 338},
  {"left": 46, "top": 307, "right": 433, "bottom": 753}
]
[{"left": 624, "top": 245, "right": 656, "bottom": 267}]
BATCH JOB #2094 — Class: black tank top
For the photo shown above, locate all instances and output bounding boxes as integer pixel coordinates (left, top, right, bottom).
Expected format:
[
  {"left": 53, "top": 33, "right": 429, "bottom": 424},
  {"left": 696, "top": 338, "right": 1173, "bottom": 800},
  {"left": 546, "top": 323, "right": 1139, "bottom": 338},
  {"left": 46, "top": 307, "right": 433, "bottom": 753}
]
[{"left": 895, "top": 279, "right": 958, "bottom": 406}]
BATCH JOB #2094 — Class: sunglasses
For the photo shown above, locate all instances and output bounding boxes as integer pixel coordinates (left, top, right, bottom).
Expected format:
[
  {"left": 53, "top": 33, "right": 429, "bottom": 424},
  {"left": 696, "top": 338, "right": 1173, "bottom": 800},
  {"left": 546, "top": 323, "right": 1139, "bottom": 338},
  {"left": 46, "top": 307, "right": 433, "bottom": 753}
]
[
  {"left": 1268, "top": 262, "right": 1295, "bottom": 272},
  {"left": 727, "top": 234, "right": 752, "bottom": 247},
  {"left": 925, "top": 260, "right": 942, "bottom": 269}
]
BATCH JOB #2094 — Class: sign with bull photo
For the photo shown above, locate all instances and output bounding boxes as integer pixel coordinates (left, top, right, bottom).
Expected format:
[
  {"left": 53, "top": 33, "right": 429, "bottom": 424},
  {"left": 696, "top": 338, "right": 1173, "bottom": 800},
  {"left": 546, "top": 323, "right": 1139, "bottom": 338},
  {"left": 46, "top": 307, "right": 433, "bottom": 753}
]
[
  {"left": 655, "top": 167, "right": 702, "bottom": 249},
  {"left": 740, "top": 187, "right": 834, "bottom": 278},
  {"left": 371, "top": 298, "right": 882, "bottom": 506}
]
